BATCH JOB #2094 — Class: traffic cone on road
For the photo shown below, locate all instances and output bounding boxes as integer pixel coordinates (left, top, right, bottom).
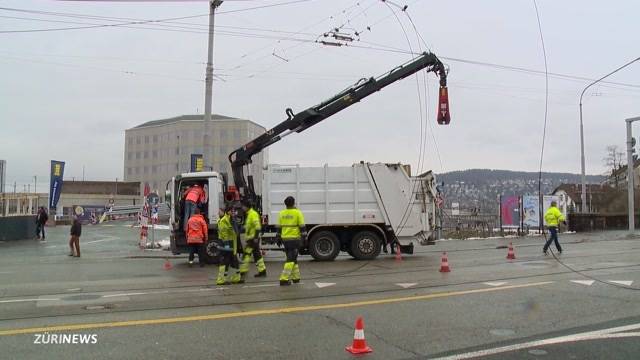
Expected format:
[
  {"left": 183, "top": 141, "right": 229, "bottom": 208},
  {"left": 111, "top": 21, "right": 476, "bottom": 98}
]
[
  {"left": 163, "top": 258, "right": 173, "bottom": 270},
  {"left": 395, "top": 243, "right": 402, "bottom": 262},
  {"left": 345, "top": 317, "right": 373, "bottom": 355},
  {"left": 506, "top": 242, "right": 516, "bottom": 260},
  {"left": 439, "top": 252, "right": 451, "bottom": 273}
]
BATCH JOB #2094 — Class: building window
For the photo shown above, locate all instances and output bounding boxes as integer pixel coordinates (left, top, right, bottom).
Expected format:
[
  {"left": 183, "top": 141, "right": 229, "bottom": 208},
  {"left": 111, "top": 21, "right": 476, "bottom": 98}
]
[
  {"left": 145, "top": 136, "right": 149, "bottom": 144},
  {"left": 220, "top": 129, "right": 228, "bottom": 138},
  {"left": 144, "top": 166, "right": 148, "bottom": 174},
  {"left": 153, "top": 135, "right": 158, "bottom": 143},
  {"left": 127, "top": 153, "right": 133, "bottom": 160},
  {"left": 127, "top": 168, "right": 132, "bottom": 176},
  {"left": 135, "top": 168, "right": 140, "bottom": 175},
  {"left": 175, "top": 163, "right": 179, "bottom": 171},
  {"left": 136, "top": 136, "right": 141, "bottom": 145},
  {"left": 135, "top": 152, "right": 141, "bottom": 160},
  {"left": 175, "top": 147, "right": 180, "bottom": 155},
  {"left": 143, "top": 151, "right": 149, "bottom": 159},
  {"left": 128, "top": 137, "right": 133, "bottom": 145},
  {"left": 233, "top": 129, "right": 242, "bottom": 139},
  {"left": 152, "top": 165, "right": 157, "bottom": 174},
  {"left": 152, "top": 150, "right": 158, "bottom": 159}
]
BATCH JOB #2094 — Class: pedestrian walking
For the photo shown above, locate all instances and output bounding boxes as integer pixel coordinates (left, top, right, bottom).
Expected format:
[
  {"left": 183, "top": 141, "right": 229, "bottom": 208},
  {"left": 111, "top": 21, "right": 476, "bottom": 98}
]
[
  {"left": 69, "top": 216, "right": 82, "bottom": 257},
  {"left": 182, "top": 184, "right": 207, "bottom": 231},
  {"left": 543, "top": 201, "right": 566, "bottom": 255},
  {"left": 216, "top": 207, "right": 243, "bottom": 285},
  {"left": 239, "top": 200, "right": 267, "bottom": 279},
  {"left": 278, "top": 196, "right": 306, "bottom": 286},
  {"left": 35, "top": 207, "right": 48, "bottom": 241},
  {"left": 186, "top": 207, "right": 208, "bottom": 267}
]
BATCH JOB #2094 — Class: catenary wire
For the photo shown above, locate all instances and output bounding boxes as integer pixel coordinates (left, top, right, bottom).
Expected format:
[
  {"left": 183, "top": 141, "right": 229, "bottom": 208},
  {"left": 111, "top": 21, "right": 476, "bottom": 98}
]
[{"left": 531, "top": 0, "right": 640, "bottom": 291}]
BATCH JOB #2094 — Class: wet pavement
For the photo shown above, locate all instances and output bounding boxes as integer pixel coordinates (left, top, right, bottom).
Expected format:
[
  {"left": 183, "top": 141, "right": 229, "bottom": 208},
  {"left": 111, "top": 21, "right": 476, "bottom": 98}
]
[{"left": 1, "top": 223, "right": 639, "bottom": 359}]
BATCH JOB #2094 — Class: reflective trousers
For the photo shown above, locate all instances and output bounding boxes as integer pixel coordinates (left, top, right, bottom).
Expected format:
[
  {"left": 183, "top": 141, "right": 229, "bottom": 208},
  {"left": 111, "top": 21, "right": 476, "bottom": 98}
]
[
  {"left": 279, "top": 239, "right": 301, "bottom": 282},
  {"left": 239, "top": 239, "right": 267, "bottom": 275},
  {"left": 216, "top": 248, "right": 241, "bottom": 285}
]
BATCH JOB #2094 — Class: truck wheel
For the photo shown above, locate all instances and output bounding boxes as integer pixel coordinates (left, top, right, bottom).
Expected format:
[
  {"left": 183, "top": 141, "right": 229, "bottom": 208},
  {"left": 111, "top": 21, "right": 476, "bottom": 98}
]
[
  {"left": 350, "top": 231, "right": 382, "bottom": 260},
  {"left": 202, "top": 239, "right": 223, "bottom": 265},
  {"left": 309, "top": 231, "right": 340, "bottom": 261}
]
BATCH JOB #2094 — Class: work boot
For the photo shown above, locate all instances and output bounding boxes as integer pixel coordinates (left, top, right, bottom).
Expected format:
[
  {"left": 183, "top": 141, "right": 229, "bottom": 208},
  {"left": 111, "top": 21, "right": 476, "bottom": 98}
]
[
  {"left": 254, "top": 270, "right": 267, "bottom": 278},
  {"left": 280, "top": 280, "right": 291, "bottom": 286}
]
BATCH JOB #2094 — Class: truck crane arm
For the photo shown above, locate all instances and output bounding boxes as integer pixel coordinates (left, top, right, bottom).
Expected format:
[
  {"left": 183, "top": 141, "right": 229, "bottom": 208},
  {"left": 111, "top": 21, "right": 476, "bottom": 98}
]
[{"left": 228, "top": 51, "right": 450, "bottom": 205}]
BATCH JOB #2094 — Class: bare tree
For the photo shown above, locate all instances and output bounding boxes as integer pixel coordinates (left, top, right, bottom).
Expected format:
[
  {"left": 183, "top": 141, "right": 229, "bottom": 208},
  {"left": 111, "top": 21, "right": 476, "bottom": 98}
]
[{"left": 603, "top": 145, "right": 625, "bottom": 187}]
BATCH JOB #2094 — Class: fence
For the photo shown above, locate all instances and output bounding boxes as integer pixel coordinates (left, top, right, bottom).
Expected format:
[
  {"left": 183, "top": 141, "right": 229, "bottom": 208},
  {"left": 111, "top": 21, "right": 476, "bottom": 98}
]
[{"left": 0, "top": 193, "right": 41, "bottom": 217}]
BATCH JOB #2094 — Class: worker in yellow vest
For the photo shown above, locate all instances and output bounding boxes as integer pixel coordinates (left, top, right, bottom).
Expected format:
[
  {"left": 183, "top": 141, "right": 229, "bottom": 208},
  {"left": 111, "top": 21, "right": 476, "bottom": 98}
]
[
  {"left": 216, "top": 207, "right": 243, "bottom": 285},
  {"left": 239, "top": 200, "right": 267, "bottom": 279},
  {"left": 543, "top": 201, "right": 566, "bottom": 255},
  {"left": 278, "top": 196, "right": 306, "bottom": 286}
]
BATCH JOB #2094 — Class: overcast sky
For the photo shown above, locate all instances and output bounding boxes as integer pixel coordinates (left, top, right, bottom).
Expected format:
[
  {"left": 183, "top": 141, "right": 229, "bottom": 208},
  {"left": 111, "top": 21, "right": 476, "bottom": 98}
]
[{"left": 1, "top": 0, "right": 639, "bottom": 190}]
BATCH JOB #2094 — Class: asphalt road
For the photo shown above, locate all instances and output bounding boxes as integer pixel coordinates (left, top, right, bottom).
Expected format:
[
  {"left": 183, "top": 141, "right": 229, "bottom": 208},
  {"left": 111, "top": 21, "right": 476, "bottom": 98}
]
[{"left": 1, "top": 223, "right": 639, "bottom": 359}]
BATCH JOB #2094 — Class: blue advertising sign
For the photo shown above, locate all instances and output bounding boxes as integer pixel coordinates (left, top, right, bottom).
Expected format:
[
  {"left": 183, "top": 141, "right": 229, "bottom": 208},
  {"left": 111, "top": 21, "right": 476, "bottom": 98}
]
[
  {"left": 190, "top": 154, "right": 204, "bottom": 172},
  {"left": 49, "top": 160, "right": 65, "bottom": 210}
]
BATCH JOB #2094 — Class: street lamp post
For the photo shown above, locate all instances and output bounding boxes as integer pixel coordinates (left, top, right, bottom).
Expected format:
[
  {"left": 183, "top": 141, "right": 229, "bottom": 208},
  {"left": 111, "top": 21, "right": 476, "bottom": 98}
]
[
  {"left": 579, "top": 56, "right": 640, "bottom": 213},
  {"left": 626, "top": 116, "right": 640, "bottom": 233},
  {"left": 203, "top": 0, "right": 223, "bottom": 172}
]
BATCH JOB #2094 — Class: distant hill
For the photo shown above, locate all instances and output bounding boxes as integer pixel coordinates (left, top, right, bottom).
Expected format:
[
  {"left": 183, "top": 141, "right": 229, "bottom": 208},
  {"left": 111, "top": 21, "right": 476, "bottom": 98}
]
[{"left": 435, "top": 169, "right": 605, "bottom": 213}]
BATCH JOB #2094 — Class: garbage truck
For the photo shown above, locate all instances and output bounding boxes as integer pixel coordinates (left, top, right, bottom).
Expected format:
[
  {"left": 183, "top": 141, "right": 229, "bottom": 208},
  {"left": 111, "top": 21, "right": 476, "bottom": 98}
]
[{"left": 167, "top": 51, "right": 450, "bottom": 262}]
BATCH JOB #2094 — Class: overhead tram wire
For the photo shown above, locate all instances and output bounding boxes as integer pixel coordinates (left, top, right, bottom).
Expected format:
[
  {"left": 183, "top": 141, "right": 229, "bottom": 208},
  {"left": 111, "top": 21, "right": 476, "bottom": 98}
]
[
  {"left": 531, "top": 0, "right": 640, "bottom": 291},
  {"left": 378, "top": 1, "right": 432, "bottom": 238},
  {"left": 0, "top": 0, "right": 315, "bottom": 34}
]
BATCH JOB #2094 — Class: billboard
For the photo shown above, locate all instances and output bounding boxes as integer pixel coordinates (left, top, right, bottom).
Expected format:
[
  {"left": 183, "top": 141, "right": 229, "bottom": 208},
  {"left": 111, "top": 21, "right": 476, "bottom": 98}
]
[
  {"left": 523, "top": 195, "right": 560, "bottom": 228},
  {"left": 190, "top": 154, "right": 204, "bottom": 172},
  {"left": 49, "top": 160, "right": 65, "bottom": 210},
  {"left": 500, "top": 196, "right": 520, "bottom": 227},
  {"left": 73, "top": 205, "right": 105, "bottom": 224}
]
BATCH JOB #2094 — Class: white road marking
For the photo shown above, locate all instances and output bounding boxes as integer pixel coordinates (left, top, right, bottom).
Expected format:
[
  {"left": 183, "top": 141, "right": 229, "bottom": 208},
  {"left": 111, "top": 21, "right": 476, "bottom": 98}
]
[
  {"left": 396, "top": 283, "right": 418, "bottom": 289},
  {"left": 0, "top": 298, "right": 59, "bottom": 304},
  {"left": 570, "top": 280, "right": 594, "bottom": 286},
  {"left": 484, "top": 282, "right": 507, "bottom": 287},
  {"left": 432, "top": 323, "right": 640, "bottom": 359},
  {"left": 243, "top": 284, "right": 279, "bottom": 288},
  {"left": 66, "top": 288, "right": 82, "bottom": 292},
  {"left": 102, "top": 292, "right": 148, "bottom": 298},
  {"left": 84, "top": 236, "right": 119, "bottom": 245},
  {"left": 315, "top": 282, "right": 336, "bottom": 289},
  {"left": 608, "top": 280, "right": 634, "bottom": 286},
  {"left": 184, "top": 287, "right": 227, "bottom": 292}
]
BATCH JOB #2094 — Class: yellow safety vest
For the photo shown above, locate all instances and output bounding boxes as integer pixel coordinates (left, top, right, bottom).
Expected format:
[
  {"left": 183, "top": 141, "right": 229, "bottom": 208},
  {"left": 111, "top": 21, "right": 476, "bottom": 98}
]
[
  {"left": 245, "top": 208, "right": 262, "bottom": 240},
  {"left": 544, "top": 206, "right": 565, "bottom": 227},
  {"left": 278, "top": 208, "right": 305, "bottom": 240},
  {"left": 217, "top": 214, "right": 236, "bottom": 241}
]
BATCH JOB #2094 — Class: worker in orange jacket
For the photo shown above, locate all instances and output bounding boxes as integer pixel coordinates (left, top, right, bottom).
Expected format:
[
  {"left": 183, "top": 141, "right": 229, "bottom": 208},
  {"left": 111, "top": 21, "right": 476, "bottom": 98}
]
[
  {"left": 186, "top": 207, "right": 208, "bottom": 267},
  {"left": 183, "top": 184, "right": 207, "bottom": 231}
]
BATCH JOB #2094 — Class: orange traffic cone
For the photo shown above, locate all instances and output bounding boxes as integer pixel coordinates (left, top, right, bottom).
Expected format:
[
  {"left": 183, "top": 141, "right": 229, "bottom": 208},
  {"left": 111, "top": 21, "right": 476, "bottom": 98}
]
[
  {"left": 346, "top": 317, "right": 373, "bottom": 355},
  {"left": 439, "top": 252, "right": 451, "bottom": 273},
  {"left": 163, "top": 258, "right": 173, "bottom": 270},
  {"left": 395, "top": 243, "right": 402, "bottom": 262},
  {"left": 506, "top": 242, "right": 516, "bottom": 260}
]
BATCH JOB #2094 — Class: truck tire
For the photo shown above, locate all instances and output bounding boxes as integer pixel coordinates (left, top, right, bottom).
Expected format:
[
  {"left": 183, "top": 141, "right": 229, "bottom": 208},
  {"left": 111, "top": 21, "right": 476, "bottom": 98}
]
[
  {"left": 350, "top": 231, "right": 382, "bottom": 260},
  {"left": 309, "top": 231, "right": 340, "bottom": 261},
  {"left": 202, "top": 239, "right": 223, "bottom": 265}
]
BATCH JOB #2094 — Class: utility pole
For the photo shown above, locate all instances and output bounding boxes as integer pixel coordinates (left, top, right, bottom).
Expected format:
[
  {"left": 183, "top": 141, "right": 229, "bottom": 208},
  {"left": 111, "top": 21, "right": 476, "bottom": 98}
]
[
  {"left": 34, "top": 175, "right": 37, "bottom": 193},
  {"left": 203, "top": 0, "right": 223, "bottom": 171},
  {"left": 626, "top": 116, "right": 640, "bottom": 233},
  {"left": 579, "top": 56, "right": 640, "bottom": 213},
  {"left": 83, "top": 165, "right": 85, "bottom": 182}
]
